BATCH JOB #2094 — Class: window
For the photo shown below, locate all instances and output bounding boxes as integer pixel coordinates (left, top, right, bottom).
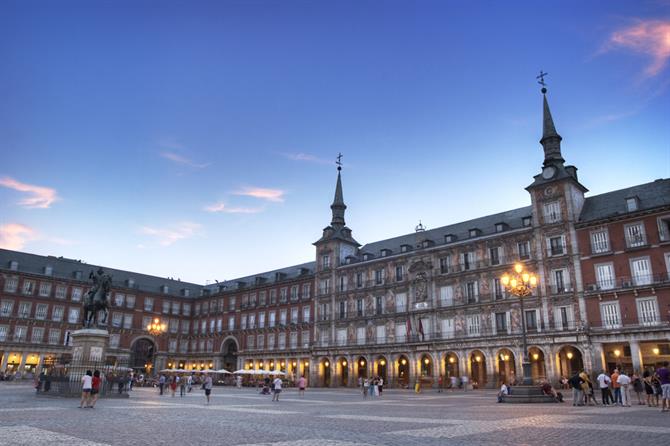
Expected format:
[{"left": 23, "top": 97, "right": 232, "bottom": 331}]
[
  {"left": 518, "top": 241, "right": 530, "bottom": 260},
  {"left": 322, "top": 254, "right": 330, "bottom": 269},
  {"left": 171, "top": 301, "right": 180, "bottom": 315},
  {"left": 356, "top": 298, "right": 363, "bottom": 317},
  {"left": 215, "top": 319, "right": 221, "bottom": 333},
  {"left": 56, "top": 285, "right": 69, "bottom": 299},
  {"left": 548, "top": 235, "right": 566, "bottom": 256},
  {"left": 495, "top": 312, "right": 508, "bottom": 333},
  {"left": 68, "top": 308, "right": 80, "bottom": 324},
  {"left": 18, "top": 302, "right": 31, "bottom": 318},
  {"left": 259, "top": 312, "right": 266, "bottom": 328},
  {"left": 489, "top": 247, "right": 500, "bottom": 266},
  {"left": 626, "top": 197, "right": 638, "bottom": 212},
  {"left": 543, "top": 201, "right": 561, "bottom": 224},
  {"left": 522, "top": 216, "right": 532, "bottom": 227},
  {"left": 52, "top": 306, "right": 64, "bottom": 322},
  {"left": 376, "top": 325, "right": 386, "bottom": 343},
  {"left": 162, "top": 301, "right": 170, "bottom": 314},
  {"left": 395, "top": 292, "right": 407, "bottom": 312},
  {"left": 551, "top": 269, "right": 569, "bottom": 293},
  {"left": 22, "top": 280, "right": 35, "bottom": 295},
  {"left": 228, "top": 316, "right": 235, "bottom": 330},
  {"left": 302, "top": 306, "right": 310, "bottom": 323},
  {"left": 247, "top": 335, "right": 255, "bottom": 350},
  {"left": 278, "top": 333, "right": 286, "bottom": 349},
  {"left": 524, "top": 310, "right": 537, "bottom": 331},
  {"left": 302, "top": 284, "right": 310, "bottom": 299},
  {"left": 257, "top": 334, "right": 265, "bottom": 350},
  {"left": 144, "top": 297, "right": 154, "bottom": 312},
  {"left": 462, "top": 252, "right": 474, "bottom": 270},
  {"left": 240, "top": 314, "right": 247, "bottom": 329},
  {"left": 636, "top": 297, "right": 659, "bottom": 326},
  {"left": 1, "top": 300, "right": 13, "bottom": 317},
  {"left": 123, "top": 314, "right": 133, "bottom": 329},
  {"left": 320, "top": 279, "right": 330, "bottom": 295},
  {"left": 466, "top": 315, "right": 480, "bottom": 336},
  {"left": 291, "top": 308, "right": 298, "bottom": 324},
  {"left": 356, "top": 272, "right": 363, "bottom": 288},
  {"left": 39, "top": 282, "right": 52, "bottom": 297},
  {"left": 375, "top": 296, "right": 383, "bottom": 315},
  {"left": 439, "top": 286, "right": 453, "bottom": 306},
  {"left": 440, "top": 318, "right": 454, "bottom": 338},
  {"left": 31, "top": 327, "right": 44, "bottom": 343},
  {"left": 465, "top": 281, "right": 478, "bottom": 304},
  {"left": 247, "top": 313, "right": 255, "bottom": 328},
  {"left": 600, "top": 302, "right": 621, "bottom": 328},
  {"left": 290, "top": 285, "right": 299, "bottom": 301},
  {"left": 259, "top": 291, "right": 267, "bottom": 305},
  {"left": 630, "top": 257, "right": 652, "bottom": 286},
  {"left": 114, "top": 293, "right": 125, "bottom": 307},
  {"left": 279, "top": 309, "right": 287, "bottom": 325},
  {"left": 339, "top": 301, "right": 346, "bottom": 320},
  {"left": 356, "top": 326, "right": 365, "bottom": 345},
  {"left": 126, "top": 295, "right": 136, "bottom": 308},
  {"left": 182, "top": 303, "right": 190, "bottom": 316},
  {"left": 267, "top": 333, "right": 275, "bottom": 350},
  {"left": 4, "top": 277, "right": 18, "bottom": 293},
  {"left": 230, "top": 296, "right": 238, "bottom": 309},
  {"left": 493, "top": 278, "right": 504, "bottom": 300},
  {"left": 339, "top": 276, "right": 347, "bottom": 292},
  {"left": 0, "top": 325, "right": 7, "bottom": 342},
  {"left": 35, "top": 303, "right": 48, "bottom": 320},
  {"left": 440, "top": 256, "right": 451, "bottom": 274},
  {"left": 555, "top": 306, "right": 574, "bottom": 330},
  {"left": 112, "top": 312, "right": 123, "bottom": 327},
  {"left": 590, "top": 230, "right": 610, "bottom": 254},
  {"left": 14, "top": 326, "right": 27, "bottom": 342},
  {"left": 168, "top": 339, "right": 177, "bottom": 353},
  {"left": 624, "top": 222, "right": 646, "bottom": 248},
  {"left": 269, "top": 311, "right": 276, "bottom": 327},
  {"left": 374, "top": 269, "right": 384, "bottom": 285},
  {"left": 658, "top": 215, "right": 670, "bottom": 241},
  {"left": 179, "top": 340, "right": 188, "bottom": 353},
  {"left": 595, "top": 263, "right": 615, "bottom": 290},
  {"left": 48, "top": 329, "right": 60, "bottom": 345},
  {"left": 495, "top": 223, "right": 505, "bottom": 233},
  {"left": 395, "top": 324, "right": 407, "bottom": 342},
  {"left": 395, "top": 265, "right": 404, "bottom": 281}
]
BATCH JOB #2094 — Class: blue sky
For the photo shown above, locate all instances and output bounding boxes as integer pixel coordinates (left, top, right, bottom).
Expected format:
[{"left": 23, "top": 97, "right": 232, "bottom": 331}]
[{"left": 1, "top": 0, "right": 669, "bottom": 284}]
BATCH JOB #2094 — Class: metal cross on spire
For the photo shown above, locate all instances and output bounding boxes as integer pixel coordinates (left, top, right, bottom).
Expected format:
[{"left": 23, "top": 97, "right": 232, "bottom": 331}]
[
  {"left": 536, "top": 70, "right": 549, "bottom": 93},
  {"left": 336, "top": 152, "right": 343, "bottom": 171}
]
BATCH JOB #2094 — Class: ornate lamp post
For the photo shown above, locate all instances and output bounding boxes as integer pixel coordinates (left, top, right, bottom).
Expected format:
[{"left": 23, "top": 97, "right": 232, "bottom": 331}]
[
  {"left": 501, "top": 263, "right": 538, "bottom": 385},
  {"left": 147, "top": 318, "right": 167, "bottom": 336}
]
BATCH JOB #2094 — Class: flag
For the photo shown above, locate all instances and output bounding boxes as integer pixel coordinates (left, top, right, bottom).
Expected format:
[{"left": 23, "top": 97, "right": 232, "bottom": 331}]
[
  {"left": 406, "top": 316, "right": 412, "bottom": 342},
  {"left": 418, "top": 318, "right": 425, "bottom": 341}
]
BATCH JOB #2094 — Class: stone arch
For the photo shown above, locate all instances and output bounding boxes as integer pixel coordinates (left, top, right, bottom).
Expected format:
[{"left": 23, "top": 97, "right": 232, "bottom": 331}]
[
  {"left": 556, "top": 345, "right": 584, "bottom": 379},
  {"left": 528, "top": 345, "right": 548, "bottom": 382},
  {"left": 337, "top": 356, "right": 349, "bottom": 386},
  {"left": 220, "top": 336, "right": 239, "bottom": 371},
  {"left": 469, "top": 349, "right": 487, "bottom": 388},
  {"left": 495, "top": 348, "right": 516, "bottom": 386},
  {"left": 396, "top": 354, "right": 410, "bottom": 388},
  {"left": 356, "top": 355, "right": 369, "bottom": 379},
  {"left": 375, "top": 355, "right": 388, "bottom": 382},
  {"left": 419, "top": 353, "right": 434, "bottom": 377},
  {"left": 443, "top": 351, "right": 460, "bottom": 378},
  {"left": 320, "top": 357, "right": 332, "bottom": 387},
  {"left": 130, "top": 336, "right": 156, "bottom": 372}
]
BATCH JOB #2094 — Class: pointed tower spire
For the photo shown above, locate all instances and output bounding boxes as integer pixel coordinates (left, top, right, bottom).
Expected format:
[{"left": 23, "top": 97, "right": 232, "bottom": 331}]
[
  {"left": 330, "top": 153, "right": 346, "bottom": 228},
  {"left": 538, "top": 78, "right": 564, "bottom": 167}
]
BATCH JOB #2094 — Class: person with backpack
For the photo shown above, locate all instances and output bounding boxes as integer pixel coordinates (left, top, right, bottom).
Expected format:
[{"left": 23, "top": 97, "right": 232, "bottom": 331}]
[{"left": 569, "top": 372, "right": 584, "bottom": 406}]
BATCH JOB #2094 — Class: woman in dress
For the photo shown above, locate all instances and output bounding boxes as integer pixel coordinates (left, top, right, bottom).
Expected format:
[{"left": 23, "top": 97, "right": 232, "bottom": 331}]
[
  {"left": 631, "top": 372, "right": 645, "bottom": 405},
  {"left": 643, "top": 370, "right": 656, "bottom": 407}
]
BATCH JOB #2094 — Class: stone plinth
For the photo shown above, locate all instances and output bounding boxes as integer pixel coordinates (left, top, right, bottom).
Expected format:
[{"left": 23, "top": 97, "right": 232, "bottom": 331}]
[
  {"left": 501, "top": 385, "right": 558, "bottom": 403},
  {"left": 71, "top": 328, "right": 109, "bottom": 365}
]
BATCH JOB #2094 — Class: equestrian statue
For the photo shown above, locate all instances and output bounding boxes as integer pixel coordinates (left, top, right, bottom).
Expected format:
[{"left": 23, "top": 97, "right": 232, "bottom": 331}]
[{"left": 82, "top": 267, "right": 112, "bottom": 328}]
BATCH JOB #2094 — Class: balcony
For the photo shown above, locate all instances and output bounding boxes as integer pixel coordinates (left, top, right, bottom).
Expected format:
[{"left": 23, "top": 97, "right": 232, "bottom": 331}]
[
  {"left": 548, "top": 284, "right": 574, "bottom": 295},
  {"left": 585, "top": 272, "right": 670, "bottom": 293}
]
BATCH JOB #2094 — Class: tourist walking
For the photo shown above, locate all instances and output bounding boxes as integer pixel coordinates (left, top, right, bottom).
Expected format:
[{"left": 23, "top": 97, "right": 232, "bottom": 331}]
[
  {"left": 611, "top": 369, "right": 622, "bottom": 405},
  {"left": 180, "top": 375, "right": 186, "bottom": 397},
  {"left": 656, "top": 361, "right": 670, "bottom": 412},
  {"left": 497, "top": 381, "right": 508, "bottom": 403},
  {"left": 187, "top": 374, "right": 193, "bottom": 393},
  {"left": 204, "top": 374, "right": 213, "bottom": 404},
  {"left": 170, "top": 376, "right": 177, "bottom": 397},
  {"left": 89, "top": 370, "right": 101, "bottom": 408},
  {"left": 569, "top": 372, "right": 584, "bottom": 406},
  {"left": 272, "top": 377, "right": 282, "bottom": 402},
  {"left": 632, "top": 372, "right": 645, "bottom": 405},
  {"left": 618, "top": 370, "right": 631, "bottom": 407},
  {"left": 461, "top": 375, "right": 469, "bottom": 391},
  {"left": 596, "top": 370, "right": 612, "bottom": 405},
  {"left": 79, "top": 370, "right": 93, "bottom": 408},
  {"left": 643, "top": 370, "right": 657, "bottom": 407},
  {"left": 363, "top": 378, "right": 369, "bottom": 398},
  {"left": 298, "top": 375, "right": 306, "bottom": 397},
  {"left": 438, "top": 375, "right": 443, "bottom": 393},
  {"left": 158, "top": 374, "right": 166, "bottom": 395},
  {"left": 378, "top": 377, "right": 383, "bottom": 396},
  {"left": 450, "top": 375, "right": 458, "bottom": 391}
]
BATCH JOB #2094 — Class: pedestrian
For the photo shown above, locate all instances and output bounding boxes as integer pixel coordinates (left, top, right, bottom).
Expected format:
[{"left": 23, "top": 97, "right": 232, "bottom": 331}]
[
  {"left": 579, "top": 370, "right": 594, "bottom": 405},
  {"left": 158, "top": 374, "right": 166, "bottom": 395},
  {"left": 596, "top": 370, "right": 612, "bottom": 405},
  {"left": 204, "top": 374, "right": 213, "bottom": 404},
  {"left": 461, "top": 375, "right": 469, "bottom": 391},
  {"left": 378, "top": 376, "right": 383, "bottom": 396},
  {"left": 643, "top": 370, "right": 656, "bottom": 407},
  {"left": 118, "top": 374, "right": 125, "bottom": 394},
  {"left": 298, "top": 375, "right": 306, "bottom": 397},
  {"left": 272, "top": 376, "right": 282, "bottom": 402},
  {"left": 569, "top": 372, "right": 584, "bottom": 406},
  {"left": 79, "top": 370, "right": 93, "bottom": 408},
  {"left": 438, "top": 375, "right": 443, "bottom": 393},
  {"left": 611, "top": 368, "right": 622, "bottom": 405},
  {"left": 363, "top": 378, "right": 369, "bottom": 398},
  {"left": 187, "top": 374, "right": 193, "bottom": 393},
  {"left": 180, "top": 375, "right": 186, "bottom": 397},
  {"left": 617, "top": 370, "right": 631, "bottom": 407},
  {"left": 655, "top": 360, "right": 670, "bottom": 412},
  {"left": 632, "top": 372, "right": 645, "bottom": 405},
  {"left": 358, "top": 376, "right": 363, "bottom": 390},
  {"left": 129, "top": 371, "right": 134, "bottom": 391},
  {"left": 450, "top": 375, "right": 458, "bottom": 391},
  {"left": 236, "top": 375, "right": 242, "bottom": 389},
  {"left": 170, "top": 376, "right": 177, "bottom": 397},
  {"left": 497, "top": 381, "right": 508, "bottom": 403},
  {"left": 89, "top": 370, "right": 101, "bottom": 408},
  {"left": 370, "top": 378, "right": 377, "bottom": 398}
]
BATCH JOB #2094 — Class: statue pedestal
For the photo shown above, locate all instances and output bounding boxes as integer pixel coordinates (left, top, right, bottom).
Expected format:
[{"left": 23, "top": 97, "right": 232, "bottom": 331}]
[{"left": 71, "top": 328, "right": 109, "bottom": 365}]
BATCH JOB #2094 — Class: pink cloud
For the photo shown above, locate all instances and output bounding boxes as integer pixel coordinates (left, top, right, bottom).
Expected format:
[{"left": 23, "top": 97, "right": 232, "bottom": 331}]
[
  {"left": 140, "top": 222, "right": 201, "bottom": 246},
  {"left": 0, "top": 223, "right": 37, "bottom": 250},
  {"left": 608, "top": 19, "right": 670, "bottom": 77},
  {"left": 203, "top": 202, "right": 263, "bottom": 213},
  {"left": 0, "top": 177, "right": 59, "bottom": 208},
  {"left": 233, "top": 187, "right": 285, "bottom": 203},
  {"left": 282, "top": 152, "right": 331, "bottom": 165},
  {"left": 160, "top": 152, "right": 210, "bottom": 169}
]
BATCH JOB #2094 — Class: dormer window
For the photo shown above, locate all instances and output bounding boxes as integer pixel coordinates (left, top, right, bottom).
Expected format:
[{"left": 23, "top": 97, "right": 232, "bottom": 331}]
[
  {"left": 181, "top": 288, "right": 190, "bottom": 297},
  {"left": 161, "top": 285, "right": 170, "bottom": 294},
  {"left": 362, "top": 253, "right": 373, "bottom": 261},
  {"left": 421, "top": 239, "right": 434, "bottom": 248},
  {"left": 381, "top": 249, "right": 391, "bottom": 257},
  {"left": 126, "top": 278, "right": 135, "bottom": 288},
  {"left": 626, "top": 197, "right": 639, "bottom": 212},
  {"left": 495, "top": 223, "right": 507, "bottom": 233},
  {"left": 73, "top": 270, "right": 83, "bottom": 280},
  {"left": 445, "top": 234, "right": 456, "bottom": 243},
  {"left": 44, "top": 265, "right": 53, "bottom": 276},
  {"left": 9, "top": 260, "right": 18, "bottom": 271},
  {"left": 469, "top": 229, "right": 481, "bottom": 238},
  {"left": 237, "top": 281, "right": 247, "bottom": 289},
  {"left": 400, "top": 244, "right": 411, "bottom": 253},
  {"left": 522, "top": 217, "right": 532, "bottom": 227}
]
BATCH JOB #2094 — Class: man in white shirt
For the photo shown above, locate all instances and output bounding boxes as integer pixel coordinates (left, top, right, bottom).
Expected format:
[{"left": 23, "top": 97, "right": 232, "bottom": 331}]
[
  {"left": 79, "top": 370, "right": 93, "bottom": 408},
  {"left": 596, "top": 370, "right": 612, "bottom": 405},
  {"left": 497, "top": 382, "right": 509, "bottom": 403},
  {"left": 617, "top": 371, "right": 631, "bottom": 407},
  {"left": 272, "top": 377, "right": 282, "bottom": 402}
]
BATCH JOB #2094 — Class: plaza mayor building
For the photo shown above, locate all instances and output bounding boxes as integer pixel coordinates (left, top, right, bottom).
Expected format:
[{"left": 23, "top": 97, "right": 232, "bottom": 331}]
[{"left": 1, "top": 91, "right": 668, "bottom": 388}]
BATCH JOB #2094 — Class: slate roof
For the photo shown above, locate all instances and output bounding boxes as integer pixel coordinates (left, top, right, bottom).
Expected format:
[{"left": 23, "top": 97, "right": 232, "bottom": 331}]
[
  {"left": 203, "top": 261, "right": 316, "bottom": 293},
  {"left": 579, "top": 178, "right": 670, "bottom": 223},
  {"left": 0, "top": 248, "right": 203, "bottom": 298},
  {"left": 358, "top": 206, "right": 533, "bottom": 258}
]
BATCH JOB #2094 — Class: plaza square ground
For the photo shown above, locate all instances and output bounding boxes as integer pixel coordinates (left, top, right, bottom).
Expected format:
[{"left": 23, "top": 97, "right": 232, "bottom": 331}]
[{"left": 1, "top": 383, "right": 669, "bottom": 446}]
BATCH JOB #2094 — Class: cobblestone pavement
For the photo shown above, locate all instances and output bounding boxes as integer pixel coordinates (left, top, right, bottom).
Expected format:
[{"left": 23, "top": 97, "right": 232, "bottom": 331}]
[{"left": 1, "top": 382, "right": 669, "bottom": 445}]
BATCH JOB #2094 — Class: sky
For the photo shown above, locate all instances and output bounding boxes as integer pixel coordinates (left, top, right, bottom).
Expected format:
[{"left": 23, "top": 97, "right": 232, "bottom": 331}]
[{"left": 1, "top": 0, "right": 669, "bottom": 284}]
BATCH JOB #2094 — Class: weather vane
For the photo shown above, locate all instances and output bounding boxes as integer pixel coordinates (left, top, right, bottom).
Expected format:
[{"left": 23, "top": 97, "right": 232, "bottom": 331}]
[
  {"left": 336, "top": 152, "right": 343, "bottom": 171},
  {"left": 536, "top": 70, "right": 548, "bottom": 93}
]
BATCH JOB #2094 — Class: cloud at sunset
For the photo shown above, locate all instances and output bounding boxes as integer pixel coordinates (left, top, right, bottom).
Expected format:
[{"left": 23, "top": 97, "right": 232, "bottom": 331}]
[
  {"left": 0, "top": 177, "right": 59, "bottom": 208},
  {"left": 0, "top": 223, "right": 37, "bottom": 250},
  {"left": 203, "top": 202, "right": 263, "bottom": 213},
  {"left": 607, "top": 19, "right": 670, "bottom": 77},
  {"left": 160, "top": 152, "right": 211, "bottom": 169},
  {"left": 233, "top": 187, "right": 285, "bottom": 202},
  {"left": 140, "top": 222, "right": 202, "bottom": 246},
  {"left": 282, "top": 152, "right": 331, "bottom": 165}
]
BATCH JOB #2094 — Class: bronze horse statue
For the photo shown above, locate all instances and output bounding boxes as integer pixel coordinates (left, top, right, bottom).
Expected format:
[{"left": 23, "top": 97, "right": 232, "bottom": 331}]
[{"left": 82, "top": 268, "right": 111, "bottom": 328}]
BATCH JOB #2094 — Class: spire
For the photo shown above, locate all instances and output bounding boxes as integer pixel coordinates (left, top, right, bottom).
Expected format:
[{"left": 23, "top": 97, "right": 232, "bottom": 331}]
[
  {"left": 330, "top": 154, "right": 346, "bottom": 228},
  {"left": 538, "top": 83, "right": 564, "bottom": 167}
]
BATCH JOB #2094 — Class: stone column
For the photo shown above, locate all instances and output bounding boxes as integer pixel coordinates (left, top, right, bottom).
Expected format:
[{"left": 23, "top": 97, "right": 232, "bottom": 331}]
[
  {"left": 485, "top": 349, "right": 496, "bottom": 388},
  {"left": 17, "top": 352, "right": 26, "bottom": 375},
  {"left": 1, "top": 352, "right": 9, "bottom": 371},
  {"left": 590, "top": 343, "right": 605, "bottom": 374},
  {"left": 629, "top": 341, "right": 643, "bottom": 373},
  {"left": 544, "top": 347, "right": 557, "bottom": 382}
]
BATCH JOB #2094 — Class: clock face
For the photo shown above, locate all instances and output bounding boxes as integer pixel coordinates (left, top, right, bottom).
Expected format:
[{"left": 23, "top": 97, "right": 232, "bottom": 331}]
[{"left": 542, "top": 166, "right": 556, "bottom": 179}]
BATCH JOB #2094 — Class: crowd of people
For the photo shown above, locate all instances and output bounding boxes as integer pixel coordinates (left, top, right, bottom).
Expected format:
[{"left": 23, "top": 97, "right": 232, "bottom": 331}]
[{"left": 358, "top": 376, "right": 384, "bottom": 397}]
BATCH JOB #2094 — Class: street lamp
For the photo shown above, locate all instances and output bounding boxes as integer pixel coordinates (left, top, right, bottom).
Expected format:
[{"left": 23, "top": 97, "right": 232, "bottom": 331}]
[
  {"left": 501, "top": 262, "right": 538, "bottom": 385},
  {"left": 147, "top": 317, "right": 167, "bottom": 336}
]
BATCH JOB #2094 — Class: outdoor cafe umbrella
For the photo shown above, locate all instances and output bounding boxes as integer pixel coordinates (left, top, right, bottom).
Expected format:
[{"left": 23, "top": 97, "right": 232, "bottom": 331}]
[{"left": 214, "top": 369, "right": 232, "bottom": 374}]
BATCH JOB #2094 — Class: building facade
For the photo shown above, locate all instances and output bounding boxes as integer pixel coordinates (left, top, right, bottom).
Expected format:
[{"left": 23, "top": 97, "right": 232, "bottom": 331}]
[{"left": 1, "top": 90, "right": 668, "bottom": 387}]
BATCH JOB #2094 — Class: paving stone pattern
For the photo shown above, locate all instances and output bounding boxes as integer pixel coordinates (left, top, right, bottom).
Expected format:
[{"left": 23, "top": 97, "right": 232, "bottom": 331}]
[{"left": 0, "top": 383, "right": 668, "bottom": 446}]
